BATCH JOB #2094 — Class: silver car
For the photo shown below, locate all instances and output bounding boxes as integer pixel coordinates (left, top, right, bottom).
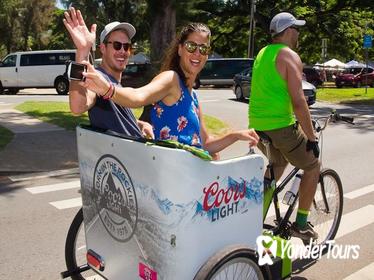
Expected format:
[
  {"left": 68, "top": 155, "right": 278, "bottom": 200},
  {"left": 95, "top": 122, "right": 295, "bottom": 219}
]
[{"left": 233, "top": 68, "right": 316, "bottom": 106}]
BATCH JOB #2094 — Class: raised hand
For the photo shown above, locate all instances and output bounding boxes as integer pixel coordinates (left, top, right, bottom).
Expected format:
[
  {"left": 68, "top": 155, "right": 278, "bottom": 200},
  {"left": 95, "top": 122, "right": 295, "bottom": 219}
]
[{"left": 63, "top": 7, "right": 96, "bottom": 60}]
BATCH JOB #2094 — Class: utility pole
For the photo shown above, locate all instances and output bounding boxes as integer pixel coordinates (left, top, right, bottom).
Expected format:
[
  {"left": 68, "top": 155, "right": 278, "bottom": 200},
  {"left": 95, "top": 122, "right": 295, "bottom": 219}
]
[
  {"left": 248, "top": 0, "right": 256, "bottom": 58},
  {"left": 321, "top": 38, "right": 328, "bottom": 87}
]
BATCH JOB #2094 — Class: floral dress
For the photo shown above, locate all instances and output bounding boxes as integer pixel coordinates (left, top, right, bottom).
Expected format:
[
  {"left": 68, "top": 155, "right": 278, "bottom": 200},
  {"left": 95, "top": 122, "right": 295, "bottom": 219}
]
[{"left": 150, "top": 77, "right": 202, "bottom": 148}]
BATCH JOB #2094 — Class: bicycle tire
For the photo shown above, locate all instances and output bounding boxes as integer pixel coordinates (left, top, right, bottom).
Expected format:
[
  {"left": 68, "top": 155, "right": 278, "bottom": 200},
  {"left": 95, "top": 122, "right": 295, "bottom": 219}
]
[
  {"left": 65, "top": 208, "right": 96, "bottom": 280},
  {"left": 193, "top": 245, "right": 267, "bottom": 280},
  {"left": 303, "top": 168, "right": 343, "bottom": 247}
]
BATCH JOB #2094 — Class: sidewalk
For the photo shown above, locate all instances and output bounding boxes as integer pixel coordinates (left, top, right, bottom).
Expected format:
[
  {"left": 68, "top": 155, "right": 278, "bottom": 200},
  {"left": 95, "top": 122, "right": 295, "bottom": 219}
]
[{"left": 0, "top": 108, "right": 78, "bottom": 175}]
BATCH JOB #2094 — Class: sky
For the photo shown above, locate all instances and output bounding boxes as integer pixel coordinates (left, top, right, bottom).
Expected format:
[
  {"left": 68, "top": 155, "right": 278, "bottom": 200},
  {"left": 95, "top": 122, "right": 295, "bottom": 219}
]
[{"left": 56, "top": 0, "right": 65, "bottom": 9}]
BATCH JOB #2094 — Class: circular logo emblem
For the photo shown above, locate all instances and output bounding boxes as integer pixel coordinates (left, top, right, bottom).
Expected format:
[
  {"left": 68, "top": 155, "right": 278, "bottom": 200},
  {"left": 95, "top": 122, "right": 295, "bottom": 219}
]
[{"left": 93, "top": 155, "right": 138, "bottom": 242}]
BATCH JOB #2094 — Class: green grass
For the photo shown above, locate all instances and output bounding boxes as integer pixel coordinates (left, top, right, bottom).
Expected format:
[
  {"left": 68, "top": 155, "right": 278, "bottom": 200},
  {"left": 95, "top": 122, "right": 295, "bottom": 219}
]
[
  {"left": 0, "top": 125, "right": 14, "bottom": 150},
  {"left": 204, "top": 115, "right": 229, "bottom": 136},
  {"left": 15, "top": 101, "right": 227, "bottom": 135},
  {"left": 317, "top": 87, "right": 374, "bottom": 105},
  {"left": 16, "top": 101, "right": 90, "bottom": 130}
]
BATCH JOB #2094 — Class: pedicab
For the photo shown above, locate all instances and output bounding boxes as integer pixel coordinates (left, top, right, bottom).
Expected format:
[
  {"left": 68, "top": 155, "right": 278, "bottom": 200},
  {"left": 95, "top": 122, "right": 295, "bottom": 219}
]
[{"left": 63, "top": 125, "right": 293, "bottom": 280}]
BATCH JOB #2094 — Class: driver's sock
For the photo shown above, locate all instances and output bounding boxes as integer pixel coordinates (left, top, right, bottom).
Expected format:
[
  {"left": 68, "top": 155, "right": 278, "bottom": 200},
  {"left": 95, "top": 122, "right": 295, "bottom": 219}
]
[{"left": 296, "top": 208, "right": 309, "bottom": 228}]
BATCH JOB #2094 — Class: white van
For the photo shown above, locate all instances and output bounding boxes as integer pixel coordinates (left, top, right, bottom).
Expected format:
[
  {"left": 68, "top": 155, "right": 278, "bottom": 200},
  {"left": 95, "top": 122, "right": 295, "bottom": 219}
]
[{"left": 0, "top": 50, "right": 76, "bottom": 95}]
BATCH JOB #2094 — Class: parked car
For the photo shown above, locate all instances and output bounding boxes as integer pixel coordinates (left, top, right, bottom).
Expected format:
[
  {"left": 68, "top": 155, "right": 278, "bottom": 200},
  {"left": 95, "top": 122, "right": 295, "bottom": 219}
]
[
  {"left": 232, "top": 68, "right": 317, "bottom": 106},
  {"left": 233, "top": 68, "right": 252, "bottom": 100},
  {"left": 335, "top": 67, "right": 374, "bottom": 88},
  {"left": 121, "top": 63, "right": 158, "bottom": 88},
  {"left": 195, "top": 58, "right": 254, "bottom": 88},
  {"left": 303, "top": 67, "right": 323, "bottom": 87},
  {"left": 302, "top": 80, "right": 317, "bottom": 106},
  {"left": 0, "top": 50, "right": 75, "bottom": 95}
]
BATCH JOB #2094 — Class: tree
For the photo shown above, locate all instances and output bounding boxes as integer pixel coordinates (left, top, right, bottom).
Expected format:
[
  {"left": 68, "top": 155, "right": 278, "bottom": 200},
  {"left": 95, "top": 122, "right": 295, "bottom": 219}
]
[
  {"left": 47, "top": 9, "right": 76, "bottom": 50},
  {"left": 0, "top": 0, "right": 55, "bottom": 54},
  {"left": 3, "top": 0, "right": 370, "bottom": 65},
  {"left": 0, "top": 0, "right": 23, "bottom": 55},
  {"left": 253, "top": 0, "right": 374, "bottom": 63},
  {"left": 18, "top": 0, "right": 55, "bottom": 50},
  {"left": 146, "top": 0, "right": 176, "bottom": 63}
]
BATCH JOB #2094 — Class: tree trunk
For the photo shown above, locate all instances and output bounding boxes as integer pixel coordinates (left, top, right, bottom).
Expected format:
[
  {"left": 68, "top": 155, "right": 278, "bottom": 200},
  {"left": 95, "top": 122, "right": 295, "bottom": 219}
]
[{"left": 148, "top": 0, "right": 176, "bottom": 63}]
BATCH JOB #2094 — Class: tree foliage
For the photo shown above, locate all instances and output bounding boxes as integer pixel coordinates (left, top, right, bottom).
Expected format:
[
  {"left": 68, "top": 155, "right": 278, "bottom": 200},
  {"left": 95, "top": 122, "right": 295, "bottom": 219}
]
[
  {"left": 0, "top": 0, "right": 54, "bottom": 56},
  {"left": 0, "top": 0, "right": 372, "bottom": 64}
]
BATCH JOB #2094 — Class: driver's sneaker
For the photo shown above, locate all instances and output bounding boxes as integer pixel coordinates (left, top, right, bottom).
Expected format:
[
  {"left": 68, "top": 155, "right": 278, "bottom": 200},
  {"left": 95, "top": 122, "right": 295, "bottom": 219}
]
[{"left": 291, "top": 222, "right": 318, "bottom": 241}]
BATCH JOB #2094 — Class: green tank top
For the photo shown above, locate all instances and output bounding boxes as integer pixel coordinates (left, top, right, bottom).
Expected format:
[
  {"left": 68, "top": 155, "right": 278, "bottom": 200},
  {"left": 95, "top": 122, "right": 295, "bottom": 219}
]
[{"left": 248, "top": 44, "right": 295, "bottom": 130}]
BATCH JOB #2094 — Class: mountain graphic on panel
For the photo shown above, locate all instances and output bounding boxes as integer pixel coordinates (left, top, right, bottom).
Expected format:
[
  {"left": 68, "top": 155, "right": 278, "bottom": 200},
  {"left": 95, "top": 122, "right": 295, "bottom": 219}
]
[{"left": 100, "top": 172, "right": 134, "bottom": 225}]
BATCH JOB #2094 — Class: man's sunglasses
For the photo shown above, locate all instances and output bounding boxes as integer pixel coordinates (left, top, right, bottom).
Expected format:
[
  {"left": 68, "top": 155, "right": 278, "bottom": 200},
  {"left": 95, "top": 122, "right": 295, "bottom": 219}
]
[
  {"left": 184, "top": 41, "right": 211, "bottom": 55},
  {"left": 106, "top": 41, "right": 132, "bottom": 51}
]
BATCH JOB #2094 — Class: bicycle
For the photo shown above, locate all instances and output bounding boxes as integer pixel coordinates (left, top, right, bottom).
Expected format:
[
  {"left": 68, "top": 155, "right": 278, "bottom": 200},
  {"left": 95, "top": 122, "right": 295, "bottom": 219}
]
[
  {"left": 261, "top": 110, "right": 354, "bottom": 249},
  {"left": 61, "top": 110, "right": 353, "bottom": 280}
]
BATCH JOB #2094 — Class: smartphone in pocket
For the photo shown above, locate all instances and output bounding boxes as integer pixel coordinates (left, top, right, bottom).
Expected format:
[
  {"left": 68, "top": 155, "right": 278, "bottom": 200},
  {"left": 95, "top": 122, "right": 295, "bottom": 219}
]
[{"left": 67, "top": 61, "right": 87, "bottom": 81}]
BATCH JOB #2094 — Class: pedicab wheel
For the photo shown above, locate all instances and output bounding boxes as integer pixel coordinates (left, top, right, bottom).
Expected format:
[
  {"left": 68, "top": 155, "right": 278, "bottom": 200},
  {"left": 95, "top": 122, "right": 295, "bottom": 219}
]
[
  {"left": 303, "top": 168, "right": 343, "bottom": 249},
  {"left": 193, "top": 245, "right": 268, "bottom": 280},
  {"left": 65, "top": 208, "right": 96, "bottom": 280}
]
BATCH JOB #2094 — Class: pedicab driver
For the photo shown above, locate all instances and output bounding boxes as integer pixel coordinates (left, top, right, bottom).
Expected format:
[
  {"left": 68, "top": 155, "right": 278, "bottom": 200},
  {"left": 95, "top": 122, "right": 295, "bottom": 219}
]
[{"left": 249, "top": 12, "right": 320, "bottom": 241}]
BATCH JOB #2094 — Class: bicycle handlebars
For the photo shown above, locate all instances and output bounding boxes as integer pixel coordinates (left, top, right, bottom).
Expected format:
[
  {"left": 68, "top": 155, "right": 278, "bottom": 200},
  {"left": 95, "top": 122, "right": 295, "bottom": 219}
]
[{"left": 315, "top": 109, "right": 354, "bottom": 132}]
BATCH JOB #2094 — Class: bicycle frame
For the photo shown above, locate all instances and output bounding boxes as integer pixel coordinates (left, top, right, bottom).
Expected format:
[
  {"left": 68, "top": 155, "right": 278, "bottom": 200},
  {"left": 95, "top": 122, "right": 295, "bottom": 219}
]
[{"left": 262, "top": 144, "right": 300, "bottom": 238}]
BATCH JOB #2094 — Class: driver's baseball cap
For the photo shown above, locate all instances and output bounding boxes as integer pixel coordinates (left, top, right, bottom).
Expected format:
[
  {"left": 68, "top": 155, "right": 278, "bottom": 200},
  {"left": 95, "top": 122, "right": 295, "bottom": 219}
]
[
  {"left": 270, "top": 12, "right": 305, "bottom": 36},
  {"left": 100, "top": 21, "right": 136, "bottom": 44}
]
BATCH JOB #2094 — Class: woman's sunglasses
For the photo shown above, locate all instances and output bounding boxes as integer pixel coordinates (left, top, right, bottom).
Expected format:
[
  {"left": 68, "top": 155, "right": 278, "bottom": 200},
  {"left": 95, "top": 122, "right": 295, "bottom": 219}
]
[
  {"left": 106, "top": 41, "right": 132, "bottom": 51},
  {"left": 184, "top": 41, "right": 211, "bottom": 56}
]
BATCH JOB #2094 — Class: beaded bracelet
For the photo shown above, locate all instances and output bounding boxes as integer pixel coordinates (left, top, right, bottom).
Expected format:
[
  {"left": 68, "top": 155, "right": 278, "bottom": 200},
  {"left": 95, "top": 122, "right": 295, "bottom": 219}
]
[
  {"left": 102, "top": 83, "right": 112, "bottom": 98},
  {"left": 103, "top": 84, "right": 114, "bottom": 100},
  {"left": 109, "top": 86, "right": 116, "bottom": 99}
]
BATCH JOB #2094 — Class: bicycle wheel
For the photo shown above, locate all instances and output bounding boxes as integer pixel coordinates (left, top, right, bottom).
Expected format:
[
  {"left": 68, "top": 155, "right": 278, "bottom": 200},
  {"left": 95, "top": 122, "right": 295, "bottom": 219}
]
[
  {"left": 65, "top": 208, "right": 100, "bottom": 280},
  {"left": 193, "top": 245, "right": 267, "bottom": 280},
  {"left": 304, "top": 168, "right": 343, "bottom": 247}
]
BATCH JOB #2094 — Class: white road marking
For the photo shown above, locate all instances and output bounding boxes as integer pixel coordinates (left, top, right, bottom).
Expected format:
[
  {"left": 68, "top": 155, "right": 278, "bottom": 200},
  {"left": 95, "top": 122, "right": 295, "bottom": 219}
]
[
  {"left": 25, "top": 180, "right": 80, "bottom": 194},
  {"left": 358, "top": 114, "right": 374, "bottom": 119},
  {"left": 200, "top": 99, "right": 221, "bottom": 103},
  {"left": 49, "top": 197, "right": 82, "bottom": 209},
  {"left": 344, "top": 184, "right": 374, "bottom": 199},
  {"left": 343, "top": 262, "right": 374, "bottom": 280},
  {"left": 86, "top": 275, "right": 105, "bottom": 280},
  {"left": 265, "top": 201, "right": 374, "bottom": 241},
  {"left": 336, "top": 205, "right": 374, "bottom": 239},
  {"left": 9, "top": 168, "right": 79, "bottom": 182}
]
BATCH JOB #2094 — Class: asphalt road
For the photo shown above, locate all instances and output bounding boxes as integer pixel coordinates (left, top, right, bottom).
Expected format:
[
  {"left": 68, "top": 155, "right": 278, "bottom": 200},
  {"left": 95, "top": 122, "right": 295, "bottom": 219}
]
[{"left": 0, "top": 88, "right": 374, "bottom": 279}]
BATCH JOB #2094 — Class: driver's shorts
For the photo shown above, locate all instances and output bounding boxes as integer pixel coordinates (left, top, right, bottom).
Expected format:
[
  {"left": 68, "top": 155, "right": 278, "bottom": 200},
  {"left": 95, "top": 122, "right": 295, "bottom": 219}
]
[{"left": 257, "top": 123, "right": 319, "bottom": 171}]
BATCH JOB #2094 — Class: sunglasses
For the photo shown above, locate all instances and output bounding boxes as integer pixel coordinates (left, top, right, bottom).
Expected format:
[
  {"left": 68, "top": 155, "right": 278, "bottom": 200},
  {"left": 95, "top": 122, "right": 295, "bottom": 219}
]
[
  {"left": 106, "top": 41, "right": 132, "bottom": 51},
  {"left": 184, "top": 41, "right": 211, "bottom": 55},
  {"left": 289, "top": 26, "right": 299, "bottom": 32}
]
